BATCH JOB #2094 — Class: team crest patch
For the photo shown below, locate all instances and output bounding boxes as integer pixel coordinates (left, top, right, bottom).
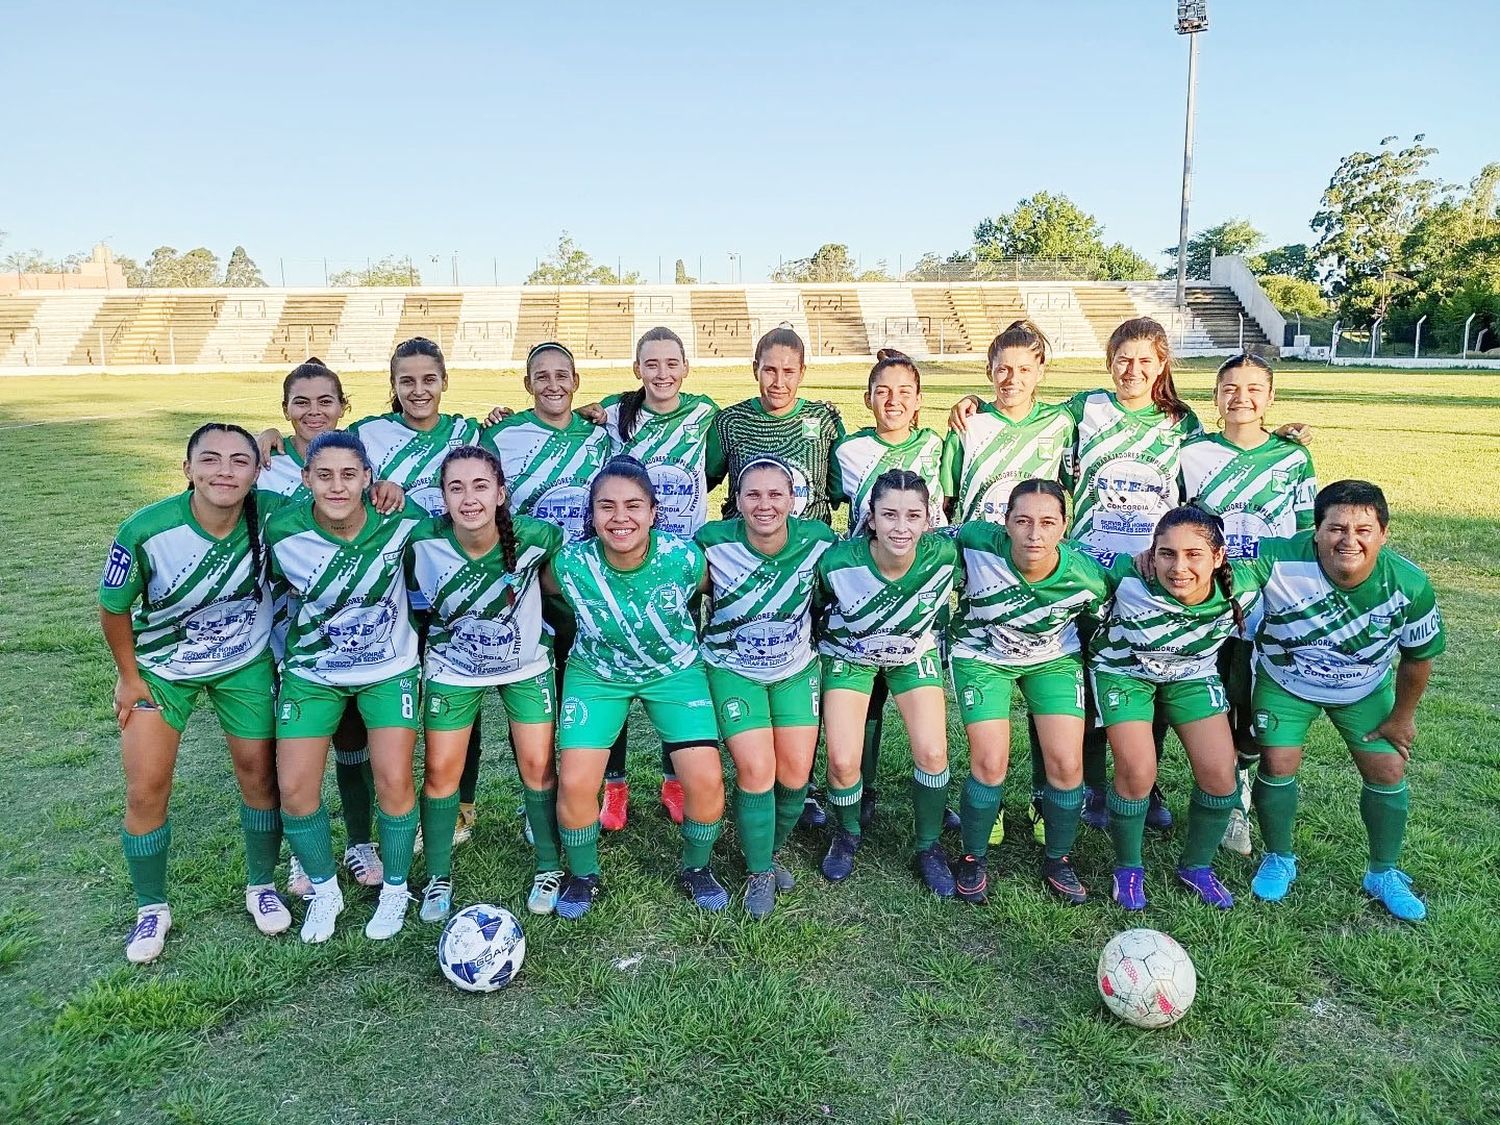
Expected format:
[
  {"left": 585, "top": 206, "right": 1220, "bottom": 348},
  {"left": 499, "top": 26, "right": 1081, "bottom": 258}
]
[
  {"left": 103, "top": 542, "right": 132, "bottom": 588},
  {"left": 1106, "top": 688, "right": 1122, "bottom": 710},
  {"left": 561, "top": 697, "right": 588, "bottom": 728},
  {"left": 1253, "top": 709, "right": 1276, "bottom": 732},
  {"left": 720, "top": 698, "right": 749, "bottom": 723},
  {"left": 278, "top": 700, "right": 301, "bottom": 723},
  {"left": 961, "top": 686, "right": 982, "bottom": 710},
  {"left": 801, "top": 418, "right": 821, "bottom": 439}
]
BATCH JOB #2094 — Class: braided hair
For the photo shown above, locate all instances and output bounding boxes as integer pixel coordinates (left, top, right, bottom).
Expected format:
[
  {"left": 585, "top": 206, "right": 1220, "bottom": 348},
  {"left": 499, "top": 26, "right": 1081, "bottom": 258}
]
[
  {"left": 1151, "top": 504, "right": 1244, "bottom": 634},
  {"left": 583, "top": 455, "right": 658, "bottom": 540},
  {"left": 185, "top": 422, "right": 263, "bottom": 594},
  {"left": 440, "top": 445, "right": 518, "bottom": 573}
]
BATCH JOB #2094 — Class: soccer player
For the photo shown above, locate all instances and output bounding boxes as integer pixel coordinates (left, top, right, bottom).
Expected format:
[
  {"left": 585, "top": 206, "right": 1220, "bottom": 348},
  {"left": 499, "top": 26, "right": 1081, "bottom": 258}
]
[
  {"left": 1242, "top": 480, "right": 1444, "bottom": 921},
  {"left": 948, "top": 480, "right": 1117, "bottom": 905},
  {"left": 266, "top": 431, "right": 428, "bottom": 943},
  {"left": 816, "top": 469, "right": 959, "bottom": 896},
  {"left": 543, "top": 456, "right": 728, "bottom": 920},
  {"left": 101, "top": 423, "right": 286, "bottom": 963},
  {"left": 1179, "top": 353, "right": 1317, "bottom": 856},
  {"left": 697, "top": 457, "right": 836, "bottom": 917},
  {"left": 406, "top": 446, "right": 567, "bottom": 920},
  {"left": 1091, "top": 506, "right": 1262, "bottom": 911}
]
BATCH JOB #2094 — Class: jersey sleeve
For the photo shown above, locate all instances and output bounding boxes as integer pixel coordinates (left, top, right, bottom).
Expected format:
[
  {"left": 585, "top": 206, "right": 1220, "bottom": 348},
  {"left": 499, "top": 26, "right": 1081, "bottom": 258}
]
[
  {"left": 705, "top": 417, "right": 727, "bottom": 488},
  {"left": 939, "top": 430, "right": 962, "bottom": 497},
  {"left": 1293, "top": 449, "right": 1318, "bottom": 531},
  {"left": 827, "top": 438, "right": 849, "bottom": 504},
  {"left": 1396, "top": 567, "right": 1445, "bottom": 660},
  {"left": 98, "top": 520, "right": 146, "bottom": 614}
]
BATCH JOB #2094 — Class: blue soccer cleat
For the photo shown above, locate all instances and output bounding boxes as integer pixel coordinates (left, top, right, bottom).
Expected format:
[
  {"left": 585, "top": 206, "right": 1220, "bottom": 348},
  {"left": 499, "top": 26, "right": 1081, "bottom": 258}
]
[
  {"left": 1251, "top": 853, "right": 1298, "bottom": 902},
  {"left": 1363, "top": 868, "right": 1427, "bottom": 922}
]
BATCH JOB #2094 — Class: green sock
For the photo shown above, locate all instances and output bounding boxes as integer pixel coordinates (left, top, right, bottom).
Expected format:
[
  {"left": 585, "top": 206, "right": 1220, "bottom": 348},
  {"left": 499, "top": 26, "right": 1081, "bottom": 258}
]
[
  {"left": 419, "top": 791, "right": 461, "bottom": 880},
  {"left": 560, "top": 821, "right": 601, "bottom": 877},
  {"left": 1180, "top": 786, "right": 1240, "bottom": 869},
  {"left": 861, "top": 709, "right": 884, "bottom": 790},
  {"left": 1028, "top": 725, "right": 1045, "bottom": 799},
  {"left": 1253, "top": 770, "right": 1298, "bottom": 857},
  {"left": 376, "top": 804, "right": 419, "bottom": 885},
  {"left": 121, "top": 821, "right": 171, "bottom": 907},
  {"left": 523, "top": 784, "right": 563, "bottom": 871},
  {"left": 1107, "top": 789, "right": 1150, "bottom": 868},
  {"left": 1360, "top": 780, "right": 1410, "bottom": 874},
  {"left": 912, "top": 767, "right": 951, "bottom": 850},
  {"left": 283, "top": 806, "right": 336, "bottom": 882},
  {"left": 1042, "top": 783, "right": 1085, "bottom": 860},
  {"left": 959, "top": 776, "right": 1003, "bottom": 857},
  {"left": 827, "top": 781, "right": 863, "bottom": 835},
  {"left": 681, "top": 816, "right": 722, "bottom": 870},
  {"left": 1082, "top": 728, "right": 1108, "bottom": 789},
  {"left": 239, "top": 804, "right": 281, "bottom": 887},
  {"left": 772, "top": 782, "right": 810, "bottom": 850},
  {"left": 334, "top": 749, "right": 374, "bottom": 846},
  {"left": 735, "top": 786, "right": 776, "bottom": 873}
]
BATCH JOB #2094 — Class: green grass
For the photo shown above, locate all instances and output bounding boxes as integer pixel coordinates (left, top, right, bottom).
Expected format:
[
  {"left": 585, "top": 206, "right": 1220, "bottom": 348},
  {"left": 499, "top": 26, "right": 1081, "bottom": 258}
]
[{"left": 1, "top": 359, "right": 1497, "bottom": 1124}]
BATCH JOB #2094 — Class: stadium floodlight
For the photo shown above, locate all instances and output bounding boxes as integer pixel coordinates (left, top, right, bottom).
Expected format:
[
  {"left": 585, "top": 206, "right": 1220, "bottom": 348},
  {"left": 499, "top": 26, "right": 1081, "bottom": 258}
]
[{"left": 1173, "top": 1, "right": 1208, "bottom": 310}]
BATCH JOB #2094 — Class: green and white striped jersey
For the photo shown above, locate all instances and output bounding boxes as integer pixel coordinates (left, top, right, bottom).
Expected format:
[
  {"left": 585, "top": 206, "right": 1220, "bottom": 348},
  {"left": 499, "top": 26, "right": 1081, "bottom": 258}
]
[
  {"left": 265, "top": 499, "right": 426, "bottom": 686},
  {"left": 1178, "top": 433, "right": 1316, "bottom": 560},
  {"left": 348, "top": 412, "right": 482, "bottom": 516},
  {"left": 482, "top": 410, "right": 612, "bottom": 544},
  {"left": 257, "top": 446, "right": 309, "bottom": 512},
  {"left": 816, "top": 533, "right": 958, "bottom": 667},
  {"left": 405, "top": 515, "right": 563, "bottom": 687},
  {"left": 714, "top": 398, "right": 845, "bottom": 524},
  {"left": 940, "top": 402, "right": 1076, "bottom": 524},
  {"left": 99, "top": 492, "right": 272, "bottom": 681},
  {"left": 550, "top": 530, "right": 707, "bottom": 682},
  {"left": 950, "top": 522, "right": 1116, "bottom": 667},
  {"left": 830, "top": 426, "right": 946, "bottom": 536},
  {"left": 1090, "top": 556, "right": 1261, "bottom": 683},
  {"left": 1065, "top": 391, "right": 1201, "bottom": 556},
  {"left": 603, "top": 391, "right": 726, "bottom": 538},
  {"left": 696, "top": 517, "right": 836, "bottom": 682},
  {"left": 1239, "top": 533, "right": 1445, "bottom": 705}
]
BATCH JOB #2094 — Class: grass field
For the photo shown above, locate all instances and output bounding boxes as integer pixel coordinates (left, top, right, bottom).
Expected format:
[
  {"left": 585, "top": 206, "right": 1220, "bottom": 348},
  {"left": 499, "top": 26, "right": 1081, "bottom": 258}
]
[{"left": 1, "top": 359, "right": 1497, "bottom": 1125}]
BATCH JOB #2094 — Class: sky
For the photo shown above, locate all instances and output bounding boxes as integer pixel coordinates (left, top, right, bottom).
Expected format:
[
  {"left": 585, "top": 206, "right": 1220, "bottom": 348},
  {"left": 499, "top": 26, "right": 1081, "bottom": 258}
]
[{"left": 3, "top": 0, "right": 1494, "bottom": 286}]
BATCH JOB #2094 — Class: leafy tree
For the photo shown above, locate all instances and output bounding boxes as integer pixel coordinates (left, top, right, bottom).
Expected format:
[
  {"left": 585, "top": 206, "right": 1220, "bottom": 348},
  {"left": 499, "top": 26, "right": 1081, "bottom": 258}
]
[
  {"left": 527, "top": 232, "right": 642, "bottom": 285},
  {"left": 774, "top": 243, "right": 891, "bottom": 283},
  {"left": 1401, "top": 163, "right": 1500, "bottom": 305},
  {"left": 970, "top": 192, "right": 1154, "bottom": 280},
  {"left": 223, "top": 245, "right": 266, "bottom": 287},
  {"left": 1253, "top": 243, "right": 1319, "bottom": 282},
  {"left": 1434, "top": 279, "right": 1500, "bottom": 353},
  {"left": 137, "top": 245, "right": 221, "bottom": 287},
  {"left": 1260, "top": 275, "right": 1328, "bottom": 319},
  {"left": 0, "top": 247, "right": 57, "bottom": 273},
  {"left": 329, "top": 256, "right": 420, "bottom": 286},
  {"left": 1162, "top": 218, "right": 1263, "bottom": 279},
  {"left": 674, "top": 258, "right": 696, "bottom": 284}
]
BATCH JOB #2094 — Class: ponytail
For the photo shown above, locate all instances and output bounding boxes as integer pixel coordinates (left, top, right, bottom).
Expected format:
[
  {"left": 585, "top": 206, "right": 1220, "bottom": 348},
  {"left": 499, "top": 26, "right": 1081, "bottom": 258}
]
[
  {"left": 616, "top": 388, "right": 647, "bottom": 444},
  {"left": 242, "top": 489, "right": 263, "bottom": 597}
]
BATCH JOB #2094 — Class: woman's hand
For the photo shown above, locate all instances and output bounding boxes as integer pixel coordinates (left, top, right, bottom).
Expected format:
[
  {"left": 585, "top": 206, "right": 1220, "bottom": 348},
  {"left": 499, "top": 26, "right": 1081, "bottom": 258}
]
[
  {"left": 113, "top": 675, "right": 155, "bottom": 730},
  {"left": 483, "top": 405, "right": 513, "bottom": 426},
  {"left": 370, "top": 480, "right": 406, "bottom": 515},
  {"left": 257, "top": 428, "right": 286, "bottom": 461},
  {"left": 1275, "top": 422, "right": 1313, "bottom": 446},
  {"left": 947, "top": 395, "right": 982, "bottom": 434},
  {"left": 578, "top": 402, "right": 607, "bottom": 425}
]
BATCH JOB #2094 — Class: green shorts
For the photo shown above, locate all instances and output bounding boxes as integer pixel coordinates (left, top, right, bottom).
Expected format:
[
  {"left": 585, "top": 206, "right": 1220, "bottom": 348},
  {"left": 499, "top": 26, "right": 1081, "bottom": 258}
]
[
  {"left": 1093, "top": 669, "right": 1228, "bottom": 728},
  {"left": 140, "top": 653, "right": 276, "bottom": 739},
  {"left": 276, "top": 669, "right": 421, "bottom": 739},
  {"left": 952, "top": 654, "right": 1086, "bottom": 723},
  {"left": 424, "top": 670, "right": 557, "bottom": 731},
  {"left": 557, "top": 662, "right": 718, "bottom": 752},
  {"left": 706, "top": 659, "right": 821, "bottom": 739},
  {"left": 821, "top": 650, "right": 943, "bottom": 697},
  {"left": 1251, "top": 671, "right": 1399, "bottom": 753}
]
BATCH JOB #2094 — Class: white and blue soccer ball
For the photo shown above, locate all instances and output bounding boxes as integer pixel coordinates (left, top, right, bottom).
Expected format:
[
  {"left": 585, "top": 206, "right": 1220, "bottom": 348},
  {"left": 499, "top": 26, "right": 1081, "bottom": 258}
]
[
  {"left": 1097, "top": 928, "right": 1196, "bottom": 1029},
  {"left": 438, "top": 904, "right": 526, "bottom": 992}
]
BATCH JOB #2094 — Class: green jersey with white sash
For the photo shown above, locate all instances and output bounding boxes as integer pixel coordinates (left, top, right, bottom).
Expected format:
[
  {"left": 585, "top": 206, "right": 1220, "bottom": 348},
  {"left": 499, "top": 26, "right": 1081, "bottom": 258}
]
[
  {"left": 950, "top": 523, "right": 1115, "bottom": 667},
  {"left": 816, "top": 533, "right": 958, "bottom": 667},
  {"left": 941, "top": 402, "right": 1075, "bottom": 524},
  {"left": 1178, "top": 433, "right": 1316, "bottom": 560},
  {"left": 1239, "top": 532, "right": 1445, "bottom": 705},
  {"left": 257, "top": 446, "right": 309, "bottom": 514},
  {"left": 348, "top": 412, "right": 482, "bottom": 516},
  {"left": 405, "top": 515, "right": 563, "bottom": 687},
  {"left": 830, "top": 426, "right": 946, "bottom": 536},
  {"left": 696, "top": 517, "right": 836, "bottom": 682},
  {"left": 550, "top": 530, "right": 707, "bottom": 682},
  {"left": 99, "top": 491, "right": 272, "bottom": 680},
  {"left": 603, "top": 391, "right": 725, "bottom": 537},
  {"left": 482, "top": 410, "right": 612, "bottom": 543},
  {"left": 1065, "top": 391, "right": 1201, "bottom": 556},
  {"left": 714, "top": 397, "right": 845, "bottom": 524},
  {"left": 1090, "top": 556, "right": 1261, "bottom": 683},
  {"left": 265, "top": 499, "right": 426, "bottom": 686}
]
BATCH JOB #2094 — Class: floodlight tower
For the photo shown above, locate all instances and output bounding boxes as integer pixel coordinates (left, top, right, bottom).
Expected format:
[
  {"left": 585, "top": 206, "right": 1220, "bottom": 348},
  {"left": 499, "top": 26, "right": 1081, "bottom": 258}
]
[{"left": 1174, "top": 1, "right": 1208, "bottom": 310}]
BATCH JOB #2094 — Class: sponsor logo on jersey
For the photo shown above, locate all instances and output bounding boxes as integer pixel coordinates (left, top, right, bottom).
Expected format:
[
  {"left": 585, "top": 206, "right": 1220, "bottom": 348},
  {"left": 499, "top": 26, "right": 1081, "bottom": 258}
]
[
  {"left": 103, "top": 542, "right": 132, "bottom": 588},
  {"left": 801, "top": 418, "right": 821, "bottom": 439},
  {"left": 408, "top": 486, "right": 445, "bottom": 516},
  {"left": 853, "top": 632, "right": 919, "bottom": 662},
  {"left": 447, "top": 614, "right": 521, "bottom": 675},
  {"left": 533, "top": 484, "right": 591, "bottom": 541},
  {"left": 318, "top": 599, "right": 398, "bottom": 668},
  {"left": 179, "top": 596, "right": 260, "bottom": 666},
  {"left": 1134, "top": 651, "right": 1197, "bottom": 682},
  {"left": 1289, "top": 643, "right": 1365, "bottom": 687},
  {"left": 734, "top": 618, "right": 801, "bottom": 671},
  {"left": 1405, "top": 611, "right": 1440, "bottom": 645}
]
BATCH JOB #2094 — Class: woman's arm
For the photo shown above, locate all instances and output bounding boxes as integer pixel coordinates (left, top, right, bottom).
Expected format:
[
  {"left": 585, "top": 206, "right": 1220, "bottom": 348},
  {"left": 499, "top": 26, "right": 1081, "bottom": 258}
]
[{"left": 100, "top": 608, "right": 152, "bottom": 730}]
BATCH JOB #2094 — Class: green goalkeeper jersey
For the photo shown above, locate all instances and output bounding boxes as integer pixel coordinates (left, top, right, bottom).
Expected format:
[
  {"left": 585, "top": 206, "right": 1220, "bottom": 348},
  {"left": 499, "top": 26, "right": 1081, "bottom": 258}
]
[
  {"left": 941, "top": 401, "right": 1076, "bottom": 524},
  {"left": 1239, "top": 532, "right": 1445, "bottom": 705},
  {"left": 99, "top": 491, "right": 272, "bottom": 681},
  {"left": 347, "top": 412, "right": 482, "bottom": 517},
  {"left": 714, "top": 397, "right": 845, "bottom": 524},
  {"left": 816, "top": 533, "right": 958, "bottom": 667},
  {"left": 830, "top": 426, "right": 946, "bottom": 536},
  {"left": 1177, "top": 433, "right": 1316, "bottom": 560},
  {"left": 482, "top": 410, "right": 612, "bottom": 544},
  {"left": 696, "top": 516, "right": 836, "bottom": 683},
  {"left": 602, "top": 391, "right": 726, "bottom": 538}
]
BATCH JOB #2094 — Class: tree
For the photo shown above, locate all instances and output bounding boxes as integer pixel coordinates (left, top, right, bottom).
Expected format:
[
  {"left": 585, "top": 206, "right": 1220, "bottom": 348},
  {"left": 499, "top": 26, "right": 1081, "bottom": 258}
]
[
  {"left": 1260, "top": 275, "right": 1328, "bottom": 319},
  {"left": 772, "top": 243, "right": 892, "bottom": 283},
  {"left": 1434, "top": 279, "right": 1500, "bottom": 353},
  {"left": 0, "top": 247, "right": 57, "bottom": 273},
  {"left": 138, "top": 245, "right": 222, "bottom": 287},
  {"left": 1253, "top": 243, "right": 1319, "bottom": 282},
  {"left": 223, "top": 245, "right": 266, "bottom": 287},
  {"left": 526, "top": 232, "right": 642, "bottom": 285},
  {"left": 1402, "top": 163, "right": 1500, "bottom": 305},
  {"left": 328, "top": 256, "right": 420, "bottom": 286},
  {"left": 1162, "top": 218, "right": 1263, "bottom": 279},
  {"left": 970, "top": 192, "right": 1155, "bottom": 280},
  {"left": 674, "top": 258, "right": 696, "bottom": 284}
]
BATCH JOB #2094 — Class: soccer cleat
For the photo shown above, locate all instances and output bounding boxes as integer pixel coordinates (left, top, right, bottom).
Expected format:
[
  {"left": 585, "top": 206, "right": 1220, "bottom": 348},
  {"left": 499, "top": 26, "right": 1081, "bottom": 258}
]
[
  {"left": 943, "top": 805, "right": 962, "bottom": 833},
  {"left": 343, "top": 843, "right": 384, "bottom": 888},
  {"left": 913, "top": 843, "right": 956, "bottom": 898},
  {"left": 555, "top": 873, "right": 601, "bottom": 920},
  {"left": 859, "top": 785, "right": 879, "bottom": 830},
  {"left": 365, "top": 883, "right": 412, "bottom": 940},
  {"left": 300, "top": 882, "right": 344, "bottom": 944},
  {"left": 1145, "top": 784, "right": 1174, "bottom": 832},
  {"left": 245, "top": 885, "right": 292, "bottom": 935},
  {"left": 286, "top": 855, "right": 313, "bottom": 900},
  {"left": 821, "top": 828, "right": 861, "bottom": 882},
  {"left": 952, "top": 853, "right": 988, "bottom": 904},
  {"left": 1081, "top": 785, "right": 1109, "bottom": 831},
  {"left": 124, "top": 904, "right": 171, "bottom": 964},
  {"left": 452, "top": 803, "right": 477, "bottom": 847},
  {"left": 1042, "top": 856, "right": 1088, "bottom": 905},
  {"left": 1251, "top": 853, "right": 1298, "bottom": 902},
  {"left": 1363, "top": 868, "right": 1427, "bottom": 922},
  {"left": 1027, "top": 797, "right": 1046, "bottom": 845},
  {"left": 1111, "top": 865, "right": 1147, "bottom": 911},
  {"left": 1177, "top": 866, "right": 1234, "bottom": 909},
  {"left": 989, "top": 808, "right": 1007, "bottom": 848},
  {"left": 521, "top": 807, "right": 534, "bottom": 846},
  {"left": 418, "top": 877, "right": 453, "bottom": 924},
  {"left": 771, "top": 852, "right": 796, "bottom": 892},
  {"left": 1220, "top": 807, "right": 1254, "bottom": 857},
  {"left": 744, "top": 870, "right": 777, "bottom": 920},
  {"left": 527, "top": 870, "right": 565, "bottom": 915},
  {"left": 659, "top": 778, "right": 685, "bottom": 825},
  {"left": 600, "top": 779, "right": 630, "bottom": 832},
  {"left": 799, "top": 792, "right": 828, "bottom": 830},
  {"left": 678, "top": 865, "right": 730, "bottom": 912},
  {"left": 412, "top": 826, "right": 423, "bottom": 857}
]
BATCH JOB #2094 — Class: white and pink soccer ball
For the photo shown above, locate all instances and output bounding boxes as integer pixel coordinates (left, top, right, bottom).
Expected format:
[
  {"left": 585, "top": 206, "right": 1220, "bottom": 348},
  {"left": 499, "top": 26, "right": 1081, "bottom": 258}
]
[{"left": 1098, "top": 928, "right": 1197, "bottom": 1028}]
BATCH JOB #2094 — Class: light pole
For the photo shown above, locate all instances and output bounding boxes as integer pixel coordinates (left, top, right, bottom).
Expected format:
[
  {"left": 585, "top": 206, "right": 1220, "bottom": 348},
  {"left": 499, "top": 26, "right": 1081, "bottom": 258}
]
[{"left": 1174, "top": 2, "right": 1208, "bottom": 310}]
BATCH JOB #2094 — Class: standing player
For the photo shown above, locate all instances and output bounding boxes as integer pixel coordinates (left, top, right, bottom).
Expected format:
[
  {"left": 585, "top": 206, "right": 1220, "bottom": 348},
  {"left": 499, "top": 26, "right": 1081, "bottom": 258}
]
[
  {"left": 101, "top": 424, "right": 286, "bottom": 963},
  {"left": 697, "top": 457, "right": 835, "bottom": 917},
  {"left": 1242, "top": 481, "right": 1444, "bottom": 921}
]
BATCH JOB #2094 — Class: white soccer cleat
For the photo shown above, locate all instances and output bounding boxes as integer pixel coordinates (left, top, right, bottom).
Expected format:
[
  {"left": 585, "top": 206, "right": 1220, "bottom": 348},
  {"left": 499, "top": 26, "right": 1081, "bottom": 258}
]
[
  {"left": 365, "top": 883, "right": 412, "bottom": 941},
  {"left": 300, "top": 882, "right": 344, "bottom": 944},
  {"left": 1220, "top": 807, "right": 1254, "bottom": 857},
  {"left": 527, "top": 870, "right": 565, "bottom": 915},
  {"left": 343, "top": 843, "right": 384, "bottom": 887},
  {"left": 453, "top": 803, "right": 478, "bottom": 847},
  {"left": 245, "top": 885, "right": 292, "bottom": 935},
  {"left": 286, "top": 856, "right": 313, "bottom": 900},
  {"left": 125, "top": 904, "right": 172, "bottom": 964}
]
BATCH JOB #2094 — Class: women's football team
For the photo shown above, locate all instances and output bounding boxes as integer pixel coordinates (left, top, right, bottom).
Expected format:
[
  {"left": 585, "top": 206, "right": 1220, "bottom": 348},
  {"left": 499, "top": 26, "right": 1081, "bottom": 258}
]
[{"left": 102, "top": 317, "right": 1446, "bottom": 963}]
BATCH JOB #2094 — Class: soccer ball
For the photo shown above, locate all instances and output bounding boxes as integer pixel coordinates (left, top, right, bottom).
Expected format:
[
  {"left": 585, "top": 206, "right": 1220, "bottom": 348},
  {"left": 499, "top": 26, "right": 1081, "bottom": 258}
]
[
  {"left": 437, "top": 904, "right": 526, "bottom": 992},
  {"left": 1097, "top": 928, "right": 1196, "bottom": 1028}
]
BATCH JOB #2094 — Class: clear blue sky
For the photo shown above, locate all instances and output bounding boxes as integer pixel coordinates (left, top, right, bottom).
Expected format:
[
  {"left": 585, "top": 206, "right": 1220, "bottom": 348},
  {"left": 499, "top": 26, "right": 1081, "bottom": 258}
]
[{"left": 4, "top": 1, "right": 1493, "bottom": 285}]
